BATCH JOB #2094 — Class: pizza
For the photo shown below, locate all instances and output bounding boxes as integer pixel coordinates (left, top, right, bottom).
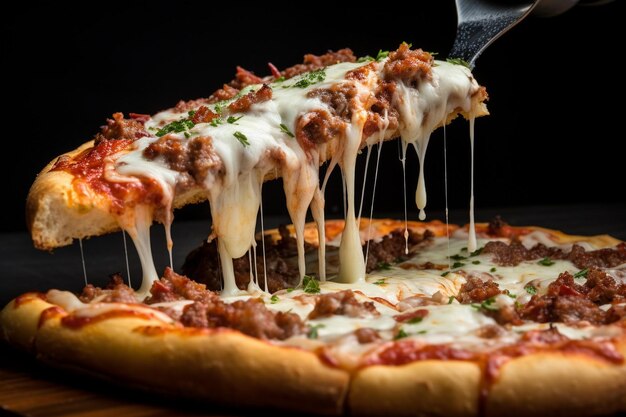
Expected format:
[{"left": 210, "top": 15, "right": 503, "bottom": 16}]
[{"left": 3, "top": 43, "right": 626, "bottom": 416}]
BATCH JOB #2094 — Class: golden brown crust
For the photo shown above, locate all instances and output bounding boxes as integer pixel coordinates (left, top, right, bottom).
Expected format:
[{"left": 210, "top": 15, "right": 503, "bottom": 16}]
[
  {"left": 349, "top": 360, "right": 482, "bottom": 417},
  {"left": 2, "top": 296, "right": 349, "bottom": 415}
]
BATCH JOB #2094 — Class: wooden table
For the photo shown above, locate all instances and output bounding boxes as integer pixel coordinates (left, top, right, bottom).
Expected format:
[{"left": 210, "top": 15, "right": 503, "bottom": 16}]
[{"left": 0, "top": 344, "right": 235, "bottom": 417}]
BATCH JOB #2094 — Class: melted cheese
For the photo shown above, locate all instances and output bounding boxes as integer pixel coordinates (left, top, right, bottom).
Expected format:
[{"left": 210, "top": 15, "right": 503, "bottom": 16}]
[{"left": 107, "top": 57, "right": 482, "bottom": 297}]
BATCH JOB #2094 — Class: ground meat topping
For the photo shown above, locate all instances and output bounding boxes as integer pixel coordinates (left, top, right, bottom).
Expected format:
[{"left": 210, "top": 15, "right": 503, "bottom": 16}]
[
  {"left": 145, "top": 267, "right": 216, "bottom": 304},
  {"left": 383, "top": 43, "right": 432, "bottom": 82},
  {"left": 296, "top": 109, "right": 346, "bottom": 151},
  {"left": 93, "top": 112, "right": 148, "bottom": 145},
  {"left": 483, "top": 240, "right": 626, "bottom": 269},
  {"left": 308, "top": 290, "right": 378, "bottom": 319},
  {"left": 182, "top": 226, "right": 302, "bottom": 294},
  {"left": 482, "top": 241, "right": 565, "bottom": 266},
  {"left": 354, "top": 328, "right": 381, "bottom": 344},
  {"left": 366, "top": 229, "right": 433, "bottom": 273},
  {"left": 456, "top": 276, "right": 503, "bottom": 304},
  {"left": 190, "top": 105, "right": 219, "bottom": 124},
  {"left": 520, "top": 270, "right": 626, "bottom": 325},
  {"left": 143, "top": 135, "right": 221, "bottom": 186},
  {"left": 80, "top": 273, "right": 138, "bottom": 304},
  {"left": 281, "top": 48, "right": 356, "bottom": 80},
  {"left": 180, "top": 298, "right": 305, "bottom": 340},
  {"left": 228, "top": 84, "right": 273, "bottom": 113}
]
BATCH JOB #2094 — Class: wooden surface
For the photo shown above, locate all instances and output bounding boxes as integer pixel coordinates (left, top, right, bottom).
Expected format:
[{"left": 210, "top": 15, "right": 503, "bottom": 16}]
[{"left": 0, "top": 344, "right": 254, "bottom": 417}]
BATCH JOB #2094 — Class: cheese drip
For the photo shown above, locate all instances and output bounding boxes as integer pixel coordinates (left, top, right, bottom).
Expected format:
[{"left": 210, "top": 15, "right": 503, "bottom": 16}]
[{"left": 109, "top": 58, "right": 482, "bottom": 296}]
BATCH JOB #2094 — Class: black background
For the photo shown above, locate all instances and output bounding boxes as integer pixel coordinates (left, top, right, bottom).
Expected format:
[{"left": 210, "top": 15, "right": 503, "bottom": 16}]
[{"left": 2, "top": 0, "right": 624, "bottom": 233}]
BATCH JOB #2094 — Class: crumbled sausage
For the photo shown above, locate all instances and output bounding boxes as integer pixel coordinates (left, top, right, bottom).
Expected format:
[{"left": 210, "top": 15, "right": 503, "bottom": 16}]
[{"left": 308, "top": 290, "right": 378, "bottom": 319}]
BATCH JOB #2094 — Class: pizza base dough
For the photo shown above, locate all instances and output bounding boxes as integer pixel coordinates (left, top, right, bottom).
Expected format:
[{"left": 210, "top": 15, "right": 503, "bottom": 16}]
[{"left": 3, "top": 294, "right": 626, "bottom": 416}]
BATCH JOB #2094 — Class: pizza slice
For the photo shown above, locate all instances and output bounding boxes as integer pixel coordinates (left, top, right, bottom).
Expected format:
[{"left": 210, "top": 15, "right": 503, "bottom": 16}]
[{"left": 26, "top": 43, "right": 488, "bottom": 298}]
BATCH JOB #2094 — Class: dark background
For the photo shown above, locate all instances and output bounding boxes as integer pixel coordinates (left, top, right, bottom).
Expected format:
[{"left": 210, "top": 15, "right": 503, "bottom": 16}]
[{"left": 2, "top": 0, "right": 624, "bottom": 233}]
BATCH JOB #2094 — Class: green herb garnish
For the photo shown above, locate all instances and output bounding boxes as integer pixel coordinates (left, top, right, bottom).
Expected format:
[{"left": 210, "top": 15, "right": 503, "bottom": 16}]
[
  {"left": 471, "top": 297, "right": 498, "bottom": 312},
  {"left": 573, "top": 268, "right": 589, "bottom": 279},
  {"left": 286, "top": 288, "right": 295, "bottom": 293},
  {"left": 270, "top": 295, "right": 279, "bottom": 304},
  {"left": 279, "top": 123, "right": 295, "bottom": 138},
  {"left": 407, "top": 317, "right": 423, "bottom": 324},
  {"left": 448, "top": 295, "right": 455, "bottom": 304},
  {"left": 450, "top": 254, "right": 466, "bottom": 261},
  {"left": 452, "top": 262, "right": 465, "bottom": 269},
  {"left": 357, "top": 55, "right": 374, "bottom": 63},
  {"left": 538, "top": 257, "right": 555, "bottom": 266},
  {"left": 373, "top": 279, "right": 385, "bottom": 285},
  {"left": 441, "top": 271, "right": 450, "bottom": 277},
  {"left": 470, "top": 247, "right": 484, "bottom": 257},
  {"left": 394, "top": 328, "right": 409, "bottom": 340},
  {"left": 446, "top": 57, "right": 471, "bottom": 68},
  {"left": 376, "top": 261, "right": 392, "bottom": 271},
  {"left": 376, "top": 49, "right": 389, "bottom": 61},
  {"left": 227, "top": 115, "right": 243, "bottom": 124},
  {"left": 472, "top": 260, "right": 481, "bottom": 265},
  {"left": 303, "top": 275, "right": 320, "bottom": 294},
  {"left": 285, "top": 68, "right": 326, "bottom": 89},
  {"left": 233, "top": 131, "right": 250, "bottom": 147},
  {"left": 308, "top": 324, "right": 325, "bottom": 339},
  {"left": 156, "top": 118, "right": 195, "bottom": 137},
  {"left": 525, "top": 285, "right": 537, "bottom": 295}
]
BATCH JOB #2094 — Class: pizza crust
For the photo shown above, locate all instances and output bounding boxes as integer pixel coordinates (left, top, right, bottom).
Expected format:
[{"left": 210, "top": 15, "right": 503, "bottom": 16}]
[
  {"left": 5, "top": 295, "right": 626, "bottom": 417},
  {"left": 3, "top": 296, "right": 350, "bottom": 415}
]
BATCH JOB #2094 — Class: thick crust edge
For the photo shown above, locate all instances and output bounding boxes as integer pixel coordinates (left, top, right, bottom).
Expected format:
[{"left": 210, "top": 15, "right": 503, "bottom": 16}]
[{"left": 3, "top": 295, "right": 626, "bottom": 416}]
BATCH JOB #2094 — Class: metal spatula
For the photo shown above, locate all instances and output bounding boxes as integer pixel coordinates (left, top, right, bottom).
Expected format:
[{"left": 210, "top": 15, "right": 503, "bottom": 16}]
[{"left": 449, "top": 0, "right": 538, "bottom": 68}]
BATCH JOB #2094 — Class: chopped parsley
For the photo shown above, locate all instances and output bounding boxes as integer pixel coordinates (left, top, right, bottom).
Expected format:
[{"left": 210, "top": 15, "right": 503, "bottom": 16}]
[
  {"left": 538, "top": 257, "right": 555, "bottom": 266},
  {"left": 452, "top": 261, "right": 465, "bottom": 269},
  {"left": 356, "top": 55, "right": 374, "bottom": 63},
  {"left": 233, "top": 131, "right": 250, "bottom": 147},
  {"left": 446, "top": 57, "right": 471, "bottom": 68},
  {"left": 448, "top": 295, "right": 455, "bottom": 304},
  {"left": 416, "top": 330, "right": 428, "bottom": 335},
  {"left": 156, "top": 118, "right": 195, "bottom": 137},
  {"left": 506, "top": 292, "right": 517, "bottom": 299},
  {"left": 407, "top": 316, "right": 423, "bottom": 324},
  {"left": 490, "top": 267, "right": 497, "bottom": 273},
  {"left": 376, "top": 261, "right": 392, "bottom": 271},
  {"left": 441, "top": 271, "right": 450, "bottom": 277},
  {"left": 303, "top": 275, "right": 320, "bottom": 294},
  {"left": 471, "top": 297, "right": 498, "bottom": 312},
  {"left": 376, "top": 49, "right": 390, "bottom": 61},
  {"left": 373, "top": 279, "right": 386, "bottom": 285},
  {"left": 286, "top": 288, "right": 295, "bottom": 293},
  {"left": 525, "top": 285, "right": 537, "bottom": 295},
  {"left": 270, "top": 295, "right": 279, "bottom": 304},
  {"left": 470, "top": 247, "right": 484, "bottom": 257},
  {"left": 307, "top": 324, "right": 325, "bottom": 339},
  {"left": 274, "top": 76, "right": 285, "bottom": 82},
  {"left": 209, "top": 118, "right": 223, "bottom": 127},
  {"left": 227, "top": 115, "right": 243, "bottom": 124},
  {"left": 279, "top": 123, "right": 295, "bottom": 138},
  {"left": 394, "top": 328, "right": 409, "bottom": 340},
  {"left": 284, "top": 68, "right": 326, "bottom": 89},
  {"left": 213, "top": 100, "right": 227, "bottom": 114},
  {"left": 573, "top": 268, "right": 589, "bottom": 279},
  {"left": 450, "top": 254, "right": 466, "bottom": 261},
  {"left": 472, "top": 260, "right": 481, "bottom": 265}
]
